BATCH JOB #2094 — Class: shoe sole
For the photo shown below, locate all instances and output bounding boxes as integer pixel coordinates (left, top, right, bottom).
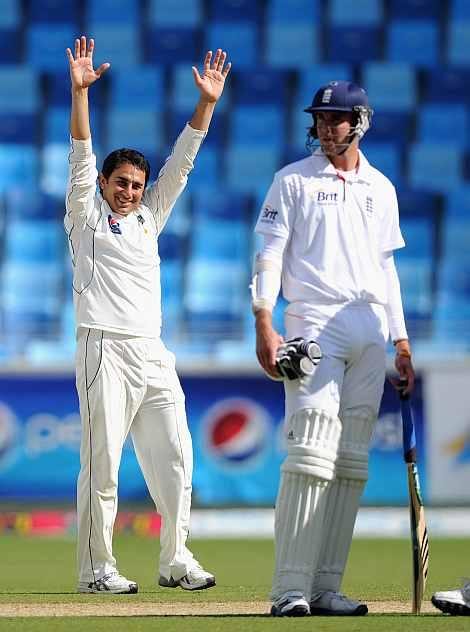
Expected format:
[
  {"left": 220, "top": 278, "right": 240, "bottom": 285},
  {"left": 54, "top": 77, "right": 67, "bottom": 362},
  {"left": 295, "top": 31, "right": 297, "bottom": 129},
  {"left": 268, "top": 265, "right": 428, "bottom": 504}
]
[
  {"left": 310, "top": 604, "right": 368, "bottom": 616},
  {"left": 271, "top": 605, "right": 310, "bottom": 617},
  {"left": 77, "top": 584, "right": 138, "bottom": 594},
  {"left": 432, "top": 596, "right": 470, "bottom": 616},
  {"left": 159, "top": 577, "right": 216, "bottom": 591}
]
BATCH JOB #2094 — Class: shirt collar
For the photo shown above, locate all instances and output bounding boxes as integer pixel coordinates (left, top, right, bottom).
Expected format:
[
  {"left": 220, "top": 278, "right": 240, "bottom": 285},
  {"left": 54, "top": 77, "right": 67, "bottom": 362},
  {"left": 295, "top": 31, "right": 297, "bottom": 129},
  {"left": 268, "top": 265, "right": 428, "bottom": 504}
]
[{"left": 313, "top": 147, "right": 373, "bottom": 185}]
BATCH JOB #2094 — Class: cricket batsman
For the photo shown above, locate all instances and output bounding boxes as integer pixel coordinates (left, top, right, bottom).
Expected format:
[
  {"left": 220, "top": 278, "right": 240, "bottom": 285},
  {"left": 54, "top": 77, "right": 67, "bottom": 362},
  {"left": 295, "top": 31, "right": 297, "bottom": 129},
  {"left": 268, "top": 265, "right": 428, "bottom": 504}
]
[
  {"left": 65, "top": 36, "right": 230, "bottom": 594},
  {"left": 251, "top": 80, "right": 415, "bottom": 616}
]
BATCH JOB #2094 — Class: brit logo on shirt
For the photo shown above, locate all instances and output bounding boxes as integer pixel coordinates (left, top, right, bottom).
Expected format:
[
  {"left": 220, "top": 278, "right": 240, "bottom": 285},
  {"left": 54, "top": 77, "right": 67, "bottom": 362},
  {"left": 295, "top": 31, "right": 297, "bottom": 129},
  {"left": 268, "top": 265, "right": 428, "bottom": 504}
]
[
  {"left": 260, "top": 205, "right": 278, "bottom": 223},
  {"left": 365, "top": 196, "right": 374, "bottom": 215},
  {"left": 108, "top": 214, "right": 122, "bottom": 234}
]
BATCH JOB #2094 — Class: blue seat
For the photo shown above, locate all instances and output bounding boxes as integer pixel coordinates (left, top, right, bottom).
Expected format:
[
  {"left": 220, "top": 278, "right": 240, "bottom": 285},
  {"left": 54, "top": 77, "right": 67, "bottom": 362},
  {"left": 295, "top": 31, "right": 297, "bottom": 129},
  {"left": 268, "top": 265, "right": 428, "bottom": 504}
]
[
  {"left": 0, "top": 0, "right": 20, "bottom": 27},
  {"left": 160, "top": 190, "right": 191, "bottom": 236},
  {"left": 231, "top": 105, "right": 284, "bottom": 146},
  {"left": 190, "top": 219, "right": 248, "bottom": 261},
  {"left": 225, "top": 145, "right": 281, "bottom": 194},
  {"left": 423, "top": 67, "right": 470, "bottom": 103},
  {"left": 205, "top": 22, "right": 257, "bottom": 67},
  {"left": 233, "top": 69, "right": 288, "bottom": 105},
  {"left": 0, "top": 113, "right": 36, "bottom": 143},
  {"left": 265, "top": 24, "right": 318, "bottom": 67},
  {"left": 444, "top": 186, "right": 470, "bottom": 218},
  {"left": 161, "top": 259, "right": 184, "bottom": 340},
  {"left": 169, "top": 110, "right": 225, "bottom": 147},
  {"left": 0, "top": 28, "right": 21, "bottom": 62},
  {"left": 45, "top": 71, "right": 106, "bottom": 108},
  {"left": 4, "top": 188, "right": 63, "bottom": 220},
  {"left": 148, "top": 0, "right": 201, "bottom": 26},
  {"left": 87, "top": 0, "right": 138, "bottom": 24},
  {"left": 290, "top": 109, "right": 314, "bottom": 153},
  {"left": 328, "top": 0, "right": 383, "bottom": 25},
  {"left": 361, "top": 142, "right": 402, "bottom": 184},
  {"left": 41, "top": 143, "right": 73, "bottom": 197},
  {"left": 296, "top": 65, "right": 353, "bottom": 109},
  {"left": 408, "top": 143, "right": 462, "bottom": 192},
  {"left": 451, "top": 0, "right": 470, "bottom": 19},
  {"left": 0, "top": 144, "right": 38, "bottom": 191},
  {"left": 5, "top": 220, "right": 64, "bottom": 263},
  {"left": 441, "top": 219, "right": 470, "bottom": 261},
  {"left": 171, "top": 64, "right": 230, "bottom": 113},
  {"left": 106, "top": 109, "right": 164, "bottom": 155},
  {"left": 192, "top": 189, "right": 251, "bottom": 221},
  {"left": 86, "top": 25, "right": 140, "bottom": 67},
  {"left": 44, "top": 107, "right": 76, "bottom": 143},
  {"left": 397, "top": 189, "right": 439, "bottom": 218},
  {"left": 448, "top": 22, "right": 470, "bottom": 66},
  {"left": 395, "top": 258, "right": 433, "bottom": 316},
  {"left": 389, "top": 0, "right": 440, "bottom": 19},
  {"left": 434, "top": 259, "right": 470, "bottom": 341},
  {"left": 362, "top": 62, "right": 416, "bottom": 111},
  {"left": 326, "top": 26, "right": 381, "bottom": 63},
  {"left": 185, "top": 146, "right": 221, "bottom": 192},
  {"left": 417, "top": 104, "right": 468, "bottom": 146},
  {"left": 146, "top": 27, "right": 201, "bottom": 64},
  {"left": 158, "top": 232, "right": 185, "bottom": 261},
  {"left": 367, "top": 111, "right": 412, "bottom": 144},
  {"left": 267, "top": 0, "right": 319, "bottom": 22},
  {"left": 26, "top": 24, "right": 76, "bottom": 71},
  {"left": 387, "top": 20, "right": 439, "bottom": 67},
  {"left": 30, "top": 0, "right": 78, "bottom": 23},
  {"left": 399, "top": 218, "right": 434, "bottom": 258},
  {"left": 208, "top": 0, "right": 260, "bottom": 21},
  {"left": 110, "top": 67, "right": 164, "bottom": 109},
  {"left": 0, "top": 67, "right": 39, "bottom": 112}
]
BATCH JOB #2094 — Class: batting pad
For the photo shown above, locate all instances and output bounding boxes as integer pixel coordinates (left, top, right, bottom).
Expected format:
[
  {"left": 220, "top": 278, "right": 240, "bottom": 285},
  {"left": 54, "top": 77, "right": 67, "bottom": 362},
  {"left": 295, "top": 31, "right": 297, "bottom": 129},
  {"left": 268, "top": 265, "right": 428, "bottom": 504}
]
[
  {"left": 272, "top": 409, "right": 341, "bottom": 601},
  {"left": 311, "top": 409, "right": 376, "bottom": 595}
]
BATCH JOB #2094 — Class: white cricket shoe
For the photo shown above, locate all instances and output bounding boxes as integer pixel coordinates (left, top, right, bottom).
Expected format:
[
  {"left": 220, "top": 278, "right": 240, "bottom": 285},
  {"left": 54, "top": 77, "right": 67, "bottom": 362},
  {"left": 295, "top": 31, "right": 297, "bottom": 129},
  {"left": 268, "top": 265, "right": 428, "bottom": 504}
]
[
  {"left": 432, "top": 581, "right": 470, "bottom": 616},
  {"left": 271, "top": 591, "right": 310, "bottom": 617},
  {"left": 310, "top": 591, "right": 368, "bottom": 616},
  {"left": 159, "top": 563, "right": 216, "bottom": 591},
  {"left": 77, "top": 572, "right": 138, "bottom": 594}
]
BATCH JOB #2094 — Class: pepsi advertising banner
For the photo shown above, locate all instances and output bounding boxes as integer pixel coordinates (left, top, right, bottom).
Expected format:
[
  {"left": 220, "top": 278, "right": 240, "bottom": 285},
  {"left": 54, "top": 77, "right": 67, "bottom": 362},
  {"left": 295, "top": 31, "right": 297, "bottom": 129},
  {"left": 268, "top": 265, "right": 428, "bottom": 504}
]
[{"left": 0, "top": 372, "right": 424, "bottom": 504}]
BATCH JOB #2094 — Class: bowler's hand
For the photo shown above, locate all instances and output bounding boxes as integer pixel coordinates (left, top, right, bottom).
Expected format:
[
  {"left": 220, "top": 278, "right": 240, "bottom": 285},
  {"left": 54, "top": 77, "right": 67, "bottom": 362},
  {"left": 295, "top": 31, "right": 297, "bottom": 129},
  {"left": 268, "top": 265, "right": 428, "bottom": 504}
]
[
  {"left": 192, "top": 49, "right": 231, "bottom": 103},
  {"left": 256, "top": 320, "right": 284, "bottom": 379},
  {"left": 66, "top": 36, "right": 110, "bottom": 90}
]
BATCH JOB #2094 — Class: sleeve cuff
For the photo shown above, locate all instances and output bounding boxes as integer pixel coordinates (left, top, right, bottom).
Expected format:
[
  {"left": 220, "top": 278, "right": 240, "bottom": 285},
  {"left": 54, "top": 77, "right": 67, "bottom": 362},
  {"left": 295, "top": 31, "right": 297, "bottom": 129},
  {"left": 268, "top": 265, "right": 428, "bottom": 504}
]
[{"left": 69, "top": 135, "right": 93, "bottom": 159}]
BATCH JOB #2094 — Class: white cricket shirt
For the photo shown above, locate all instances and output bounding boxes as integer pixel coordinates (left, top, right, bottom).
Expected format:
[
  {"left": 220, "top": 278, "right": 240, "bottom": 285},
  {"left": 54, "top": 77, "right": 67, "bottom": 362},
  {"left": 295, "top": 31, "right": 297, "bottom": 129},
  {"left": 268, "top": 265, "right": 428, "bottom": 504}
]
[
  {"left": 255, "top": 147, "right": 405, "bottom": 317},
  {"left": 64, "top": 124, "right": 205, "bottom": 338}
]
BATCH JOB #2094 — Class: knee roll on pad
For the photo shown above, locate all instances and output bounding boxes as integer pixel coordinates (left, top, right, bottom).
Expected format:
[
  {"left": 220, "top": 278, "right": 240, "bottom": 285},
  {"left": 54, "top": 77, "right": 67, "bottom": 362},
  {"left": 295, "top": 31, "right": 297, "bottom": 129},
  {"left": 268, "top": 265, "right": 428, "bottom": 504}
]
[
  {"left": 281, "top": 409, "right": 341, "bottom": 480},
  {"left": 335, "top": 409, "right": 376, "bottom": 481}
]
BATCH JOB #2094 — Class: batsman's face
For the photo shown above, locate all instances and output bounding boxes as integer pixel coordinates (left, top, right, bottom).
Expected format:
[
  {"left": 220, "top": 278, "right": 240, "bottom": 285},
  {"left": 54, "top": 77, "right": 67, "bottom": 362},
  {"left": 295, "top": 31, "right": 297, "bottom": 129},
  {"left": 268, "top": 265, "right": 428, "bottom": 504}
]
[
  {"left": 99, "top": 163, "right": 146, "bottom": 217},
  {"left": 316, "top": 111, "right": 355, "bottom": 155}
]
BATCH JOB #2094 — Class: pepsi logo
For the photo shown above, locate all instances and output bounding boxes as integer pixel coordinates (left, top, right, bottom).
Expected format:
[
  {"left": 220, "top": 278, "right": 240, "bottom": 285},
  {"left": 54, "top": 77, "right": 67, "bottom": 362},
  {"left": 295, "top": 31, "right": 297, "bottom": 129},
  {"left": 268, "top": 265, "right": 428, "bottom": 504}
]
[
  {"left": 203, "top": 398, "right": 270, "bottom": 469},
  {"left": 0, "top": 402, "right": 18, "bottom": 468}
]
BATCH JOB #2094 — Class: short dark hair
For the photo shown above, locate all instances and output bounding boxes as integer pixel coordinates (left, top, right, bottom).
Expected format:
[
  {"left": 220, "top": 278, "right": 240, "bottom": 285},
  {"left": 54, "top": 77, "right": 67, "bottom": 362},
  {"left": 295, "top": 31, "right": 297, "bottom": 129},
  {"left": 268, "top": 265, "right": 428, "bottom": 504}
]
[{"left": 101, "top": 148, "right": 151, "bottom": 186}]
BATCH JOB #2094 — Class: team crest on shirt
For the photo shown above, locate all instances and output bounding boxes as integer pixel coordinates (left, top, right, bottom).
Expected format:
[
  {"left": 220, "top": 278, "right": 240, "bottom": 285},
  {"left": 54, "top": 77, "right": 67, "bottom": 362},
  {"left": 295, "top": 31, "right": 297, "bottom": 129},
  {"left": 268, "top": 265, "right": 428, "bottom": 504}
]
[
  {"left": 260, "top": 204, "right": 278, "bottom": 224},
  {"left": 365, "top": 196, "right": 374, "bottom": 215},
  {"left": 108, "top": 214, "right": 122, "bottom": 234}
]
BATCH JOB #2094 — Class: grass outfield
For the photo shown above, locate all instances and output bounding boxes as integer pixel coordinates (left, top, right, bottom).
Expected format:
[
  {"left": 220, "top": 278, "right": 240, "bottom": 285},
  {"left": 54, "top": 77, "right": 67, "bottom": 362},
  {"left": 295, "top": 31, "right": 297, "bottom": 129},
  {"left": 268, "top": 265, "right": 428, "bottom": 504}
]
[{"left": 0, "top": 535, "right": 469, "bottom": 630}]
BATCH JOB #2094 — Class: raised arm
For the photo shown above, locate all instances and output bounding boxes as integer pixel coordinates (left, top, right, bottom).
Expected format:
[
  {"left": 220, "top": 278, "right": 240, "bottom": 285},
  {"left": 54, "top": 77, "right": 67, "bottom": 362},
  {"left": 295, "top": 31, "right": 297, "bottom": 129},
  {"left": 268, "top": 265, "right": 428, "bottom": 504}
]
[
  {"left": 66, "top": 36, "right": 110, "bottom": 140},
  {"left": 189, "top": 49, "right": 231, "bottom": 131}
]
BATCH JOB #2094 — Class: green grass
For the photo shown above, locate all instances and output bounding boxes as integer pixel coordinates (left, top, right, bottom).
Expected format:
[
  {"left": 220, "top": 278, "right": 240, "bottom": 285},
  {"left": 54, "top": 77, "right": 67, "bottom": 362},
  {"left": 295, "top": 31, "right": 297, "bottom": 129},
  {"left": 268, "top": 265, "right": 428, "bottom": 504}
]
[{"left": 0, "top": 534, "right": 469, "bottom": 631}]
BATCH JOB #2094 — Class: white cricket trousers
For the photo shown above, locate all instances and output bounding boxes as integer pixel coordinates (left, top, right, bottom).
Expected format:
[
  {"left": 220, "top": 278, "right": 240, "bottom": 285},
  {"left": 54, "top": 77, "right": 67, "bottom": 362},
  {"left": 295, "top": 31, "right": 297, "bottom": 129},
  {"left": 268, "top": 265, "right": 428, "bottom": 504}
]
[{"left": 76, "top": 328, "right": 194, "bottom": 583}]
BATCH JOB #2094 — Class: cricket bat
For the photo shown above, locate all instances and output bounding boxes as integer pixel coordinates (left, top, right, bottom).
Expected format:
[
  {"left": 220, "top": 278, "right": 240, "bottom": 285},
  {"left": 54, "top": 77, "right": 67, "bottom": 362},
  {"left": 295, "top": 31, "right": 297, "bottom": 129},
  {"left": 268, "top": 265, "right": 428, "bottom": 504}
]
[{"left": 399, "top": 389, "right": 429, "bottom": 614}]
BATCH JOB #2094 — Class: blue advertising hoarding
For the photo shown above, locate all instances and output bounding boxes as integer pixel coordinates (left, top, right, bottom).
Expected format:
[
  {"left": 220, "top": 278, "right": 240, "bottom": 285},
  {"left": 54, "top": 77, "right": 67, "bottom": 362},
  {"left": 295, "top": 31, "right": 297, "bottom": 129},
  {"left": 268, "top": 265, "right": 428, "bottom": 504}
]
[{"left": 0, "top": 372, "right": 425, "bottom": 504}]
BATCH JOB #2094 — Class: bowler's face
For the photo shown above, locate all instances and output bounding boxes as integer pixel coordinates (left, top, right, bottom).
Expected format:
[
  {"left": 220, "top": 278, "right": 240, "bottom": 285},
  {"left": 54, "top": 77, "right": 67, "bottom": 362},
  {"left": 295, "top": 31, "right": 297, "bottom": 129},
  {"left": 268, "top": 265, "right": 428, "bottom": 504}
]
[
  {"left": 316, "top": 111, "right": 355, "bottom": 155},
  {"left": 99, "top": 163, "right": 146, "bottom": 216}
]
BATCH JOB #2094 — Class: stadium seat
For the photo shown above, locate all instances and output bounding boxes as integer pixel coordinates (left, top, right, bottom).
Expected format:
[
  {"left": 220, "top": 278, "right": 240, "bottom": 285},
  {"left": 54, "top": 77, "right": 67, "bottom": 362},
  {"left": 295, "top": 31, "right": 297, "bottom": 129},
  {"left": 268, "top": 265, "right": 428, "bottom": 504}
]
[
  {"left": 171, "top": 64, "right": 231, "bottom": 113},
  {"left": 231, "top": 105, "right": 284, "bottom": 147},
  {"left": 148, "top": 0, "right": 202, "bottom": 26},
  {"left": 0, "top": 113, "right": 37, "bottom": 143},
  {"left": 397, "top": 189, "right": 439, "bottom": 219},
  {"left": 423, "top": 67, "right": 470, "bottom": 103},
  {"left": 87, "top": 0, "right": 139, "bottom": 24},
  {"left": 366, "top": 111, "right": 413, "bottom": 144},
  {"left": 168, "top": 110, "right": 226, "bottom": 147},
  {"left": 106, "top": 109, "right": 164, "bottom": 155},
  {"left": 225, "top": 145, "right": 281, "bottom": 194},
  {"left": 444, "top": 186, "right": 470, "bottom": 218},
  {"left": 160, "top": 259, "right": 184, "bottom": 340},
  {"left": 451, "top": 0, "right": 470, "bottom": 19},
  {"left": 387, "top": 20, "right": 439, "bottom": 66},
  {"left": 0, "top": 0, "right": 20, "bottom": 28},
  {"left": 447, "top": 22, "right": 470, "bottom": 66},
  {"left": 265, "top": 24, "right": 318, "bottom": 68},
  {"left": 190, "top": 218, "right": 249, "bottom": 262},
  {"left": 328, "top": 0, "right": 383, "bottom": 25},
  {"left": 399, "top": 217, "right": 435, "bottom": 259},
  {"left": 434, "top": 259, "right": 470, "bottom": 340},
  {"left": 0, "top": 28, "right": 21, "bottom": 62},
  {"left": 232, "top": 69, "right": 288, "bottom": 106},
  {"left": 296, "top": 65, "right": 353, "bottom": 109},
  {"left": 417, "top": 104, "right": 468, "bottom": 145},
  {"left": 408, "top": 143, "right": 462, "bottom": 192},
  {"left": 360, "top": 142, "right": 402, "bottom": 185},
  {"left": 4, "top": 189, "right": 63, "bottom": 220},
  {"left": 160, "top": 190, "right": 191, "bottom": 236},
  {"left": 185, "top": 146, "right": 221, "bottom": 192},
  {"left": 29, "top": 0, "right": 78, "bottom": 24},
  {"left": 205, "top": 22, "right": 258, "bottom": 67},
  {"left": 208, "top": 0, "right": 260, "bottom": 21},
  {"left": 26, "top": 24, "right": 76, "bottom": 71},
  {"left": 41, "top": 143, "right": 74, "bottom": 197},
  {"left": 45, "top": 72, "right": 106, "bottom": 108},
  {"left": 158, "top": 232, "right": 185, "bottom": 261},
  {"left": 441, "top": 219, "right": 470, "bottom": 261},
  {"left": 5, "top": 220, "right": 64, "bottom": 263},
  {"left": 44, "top": 107, "right": 95, "bottom": 144},
  {"left": 0, "top": 67, "right": 40, "bottom": 113},
  {"left": 146, "top": 27, "right": 201, "bottom": 64},
  {"left": 389, "top": 0, "right": 440, "bottom": 19},
  {"left": 86, "top": 25, "right": 140, "bottom": 67},
  {"left": 0, "top": 144, "right": 38, "bottom": 191},
  {"left": 395, "top": 258, "right": 433, "bottom": 317},
  {"left": 192, "top": 189, "right": 251, "bottom": 222},
  {"left": 110, "top": 68, "right": 164, "bottom": 109},
  {"left": 326, "top": 26, "right": 381, "bottom": 63},
  {"left": 266, "top": 0, "right": 319, "bottom": 23},
  {"left": 362, "top": 63, "right": 416, "bottom": 111}
]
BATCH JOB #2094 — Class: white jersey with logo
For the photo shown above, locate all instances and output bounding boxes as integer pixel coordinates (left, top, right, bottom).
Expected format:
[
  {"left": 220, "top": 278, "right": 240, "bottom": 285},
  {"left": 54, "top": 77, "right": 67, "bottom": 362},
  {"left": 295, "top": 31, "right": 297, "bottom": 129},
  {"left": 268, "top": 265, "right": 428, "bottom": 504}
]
[
  {"left": 65, "top": 124, "right": 205, "bottom": 338},
  {"left": 254, "top": 147, "right": 404, "bottom": 317}
]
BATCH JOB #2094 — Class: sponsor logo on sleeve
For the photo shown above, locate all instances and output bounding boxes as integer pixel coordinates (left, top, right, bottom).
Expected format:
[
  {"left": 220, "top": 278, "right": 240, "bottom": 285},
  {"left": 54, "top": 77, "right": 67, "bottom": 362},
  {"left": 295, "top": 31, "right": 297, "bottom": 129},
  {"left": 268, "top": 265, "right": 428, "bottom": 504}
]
[
  {"left": 260, "top": 204, "right": 278, "bottom": 224},
  {"left": 108, "top": 214, "right": 122, "bottom": 235}
]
